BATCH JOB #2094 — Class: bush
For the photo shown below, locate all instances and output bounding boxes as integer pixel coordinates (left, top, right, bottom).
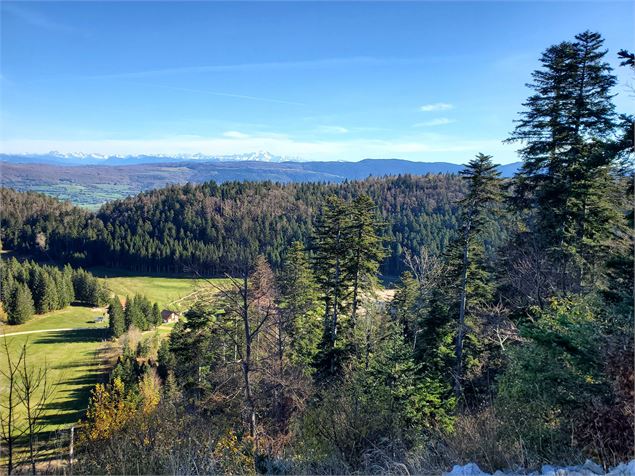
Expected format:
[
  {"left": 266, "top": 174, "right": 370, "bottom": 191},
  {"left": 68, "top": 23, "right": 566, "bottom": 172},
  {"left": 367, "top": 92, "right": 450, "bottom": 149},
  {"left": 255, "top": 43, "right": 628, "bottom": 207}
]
[{"left": 496, "top": 298, "right": 623, "bottom": 467}]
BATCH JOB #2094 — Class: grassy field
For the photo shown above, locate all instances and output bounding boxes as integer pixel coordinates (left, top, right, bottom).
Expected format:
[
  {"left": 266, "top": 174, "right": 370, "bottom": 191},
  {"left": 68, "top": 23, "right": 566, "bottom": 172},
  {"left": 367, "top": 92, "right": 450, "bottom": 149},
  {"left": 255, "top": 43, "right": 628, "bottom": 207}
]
[
  {"left": 91, "top": 267, "right": 229, "bottom": 310},
  {"left": 0, "top": 305, "right": 113, "bottom": 435},
  {"left": 28, "top": 183, "right": 134, "bottom": 210},
  {"left": 1, "top": 306, "right": 108, "bottom": 334}
]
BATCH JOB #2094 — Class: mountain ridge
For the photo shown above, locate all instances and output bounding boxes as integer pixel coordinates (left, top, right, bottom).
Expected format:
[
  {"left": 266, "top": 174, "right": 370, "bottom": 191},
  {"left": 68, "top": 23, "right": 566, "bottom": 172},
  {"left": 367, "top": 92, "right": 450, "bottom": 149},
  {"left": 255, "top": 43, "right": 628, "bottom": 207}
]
[{"left": 0, "top": 158, "right": 521, "bottom": 208}]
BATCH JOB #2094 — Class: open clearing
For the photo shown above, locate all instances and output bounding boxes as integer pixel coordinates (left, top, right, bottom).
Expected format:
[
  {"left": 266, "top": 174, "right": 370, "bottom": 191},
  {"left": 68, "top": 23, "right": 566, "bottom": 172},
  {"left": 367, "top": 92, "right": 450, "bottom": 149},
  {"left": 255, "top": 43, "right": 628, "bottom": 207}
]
[
  {"left": 0, "top": 270, "right": 228, "bottom": 466},
  {"left": 1, "top": 306, "right": 107, "bottom": 334},
  {"left": 0, "top": 305, "right": 113, "bottom": 435},
  {"left": 90, "top": 267, "right": 228, "bottom": 310}
]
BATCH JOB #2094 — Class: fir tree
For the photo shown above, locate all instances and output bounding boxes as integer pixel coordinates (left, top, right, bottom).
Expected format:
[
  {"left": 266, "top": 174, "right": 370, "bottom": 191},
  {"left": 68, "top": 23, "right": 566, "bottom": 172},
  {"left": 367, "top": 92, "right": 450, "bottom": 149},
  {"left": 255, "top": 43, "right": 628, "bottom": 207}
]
[
  {"left": 278, "top": 241, "right": 321, "bottom": 369},
  {"left": 453, "top": 153, "right": 502, "bottom": 398},
  {"left": 311, "top": 195, "right": 354, "bottom": 377},
  {"left": 108, "top": 297, "right": 125, "bottom": 338},
  {"left": 507, "top": 31, "right": 620, "bottom": 290},
  {"left": 152, "top": 303, "right": 161, "bottom": 327},
  {"left": 347, "top": 194, "right": 385, "bottom": 328},
  {"left": 8, "top": 283, "right": 35, "bottom": 325}
]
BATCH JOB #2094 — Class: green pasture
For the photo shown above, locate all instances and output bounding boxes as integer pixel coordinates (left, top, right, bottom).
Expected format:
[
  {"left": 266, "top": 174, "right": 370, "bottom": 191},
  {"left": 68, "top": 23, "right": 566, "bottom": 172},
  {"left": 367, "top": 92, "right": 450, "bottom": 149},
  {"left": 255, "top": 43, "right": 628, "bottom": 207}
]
[
  {"left": 91, "top": 267, "right": 229, "bottom": 310},
  {"left": 0, "top": 305, "right": 112, "bottom": 436}
]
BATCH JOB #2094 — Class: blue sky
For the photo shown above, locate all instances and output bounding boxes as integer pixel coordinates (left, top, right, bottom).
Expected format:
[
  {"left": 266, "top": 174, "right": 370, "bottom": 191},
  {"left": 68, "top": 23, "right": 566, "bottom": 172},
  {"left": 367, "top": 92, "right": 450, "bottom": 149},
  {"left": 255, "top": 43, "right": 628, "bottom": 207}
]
[{"left": 1, "top": 1, "right": 633, "bottom": 164}]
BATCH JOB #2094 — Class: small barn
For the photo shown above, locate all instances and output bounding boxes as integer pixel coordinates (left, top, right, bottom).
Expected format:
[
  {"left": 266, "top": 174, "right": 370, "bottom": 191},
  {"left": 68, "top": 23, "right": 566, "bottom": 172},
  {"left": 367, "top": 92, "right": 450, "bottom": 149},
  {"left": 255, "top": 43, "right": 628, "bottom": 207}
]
[{"left": 161, "top": 309, "right": 181, "bottom": 324}]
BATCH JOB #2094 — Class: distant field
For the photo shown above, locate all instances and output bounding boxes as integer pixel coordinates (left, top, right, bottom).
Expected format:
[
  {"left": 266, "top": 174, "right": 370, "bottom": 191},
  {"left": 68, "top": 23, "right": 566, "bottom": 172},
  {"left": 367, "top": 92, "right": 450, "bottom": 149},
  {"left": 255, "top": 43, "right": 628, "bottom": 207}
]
[
  {"left": 1, "top": 306, "right": 107, "bottom": 334},
  {"left": 29, "top": 183, "right": 134, "bottom": 209},
  {"left": 0, "top": 306, "right": 113, "bottom": 435},
  {"left": 91, "top": 267, "right": 229, "bottom": 310}
]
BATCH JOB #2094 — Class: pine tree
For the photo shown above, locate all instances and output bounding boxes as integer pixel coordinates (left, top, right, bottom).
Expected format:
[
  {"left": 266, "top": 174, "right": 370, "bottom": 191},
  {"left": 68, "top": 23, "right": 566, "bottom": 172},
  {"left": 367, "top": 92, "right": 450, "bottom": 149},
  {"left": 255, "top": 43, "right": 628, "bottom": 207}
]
[
  {"left": 347, "top": 194, "right": 385, "bottom": 328},
  {"left": 366, "top": 320, "right": 455, "bottom": 433},
  {"left": 123, "top": 295, "right": 134, "bottom": 330},
  {"left": 453, "top": 153, "right": 502, "bottom": 398},
  {"left": 278, "top": 241, "right": 321, "bottom": 369},
  {"left": 108, "top": 297, "right": 125, "bottom": 338},
  {"left": 392, "top": 271, "right": 420, "bottom": 343},
  {"left": 8, "top": 283, "right": 35, "bottom": 324},
  {"left": 62, "top": 264, "right": 76, "bottom": 306},
  {"left": 152, "top": 303, "right": 161, "bottom": 327},
  {"left": 32, "top": 269, "right": 58, "bottom": 314},
  {"left": 312, "top": 196, "right": 354, "bottom": 377},
  {"left": 507, "top": 31, "right": 620, "bottom": 290}
]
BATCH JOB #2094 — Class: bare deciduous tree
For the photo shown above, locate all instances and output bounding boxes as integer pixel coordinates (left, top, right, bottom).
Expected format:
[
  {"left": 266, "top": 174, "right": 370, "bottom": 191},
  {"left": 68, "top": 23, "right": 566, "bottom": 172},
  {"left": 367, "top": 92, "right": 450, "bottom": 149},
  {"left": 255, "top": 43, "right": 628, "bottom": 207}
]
[
  {"left": 197, "top": 256, "right": 278, "bottom": 445},
  {"left": 0, "top": 337, "right": 26, "bottom": 475},
  {"left": 404, "top": 247, "right": 445, "bottom": 301},
  {"left": 17, "top": 346, "right": 55, "bottom": 474}
]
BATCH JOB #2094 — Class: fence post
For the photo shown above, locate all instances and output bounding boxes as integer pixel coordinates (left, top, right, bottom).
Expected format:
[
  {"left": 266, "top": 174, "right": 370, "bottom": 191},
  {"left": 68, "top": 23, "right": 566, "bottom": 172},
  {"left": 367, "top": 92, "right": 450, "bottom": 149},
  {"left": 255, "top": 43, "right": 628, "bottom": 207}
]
[{"left": 68, "top": 426, "right": 75, "bottom": 474}]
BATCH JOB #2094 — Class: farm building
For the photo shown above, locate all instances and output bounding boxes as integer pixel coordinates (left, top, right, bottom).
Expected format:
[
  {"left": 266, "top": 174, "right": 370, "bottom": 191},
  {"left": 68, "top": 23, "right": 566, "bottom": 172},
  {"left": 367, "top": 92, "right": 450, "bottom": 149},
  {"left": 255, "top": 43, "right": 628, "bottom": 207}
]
[{"left": 161, "top": 309, "right": 181, "bottom": 323}]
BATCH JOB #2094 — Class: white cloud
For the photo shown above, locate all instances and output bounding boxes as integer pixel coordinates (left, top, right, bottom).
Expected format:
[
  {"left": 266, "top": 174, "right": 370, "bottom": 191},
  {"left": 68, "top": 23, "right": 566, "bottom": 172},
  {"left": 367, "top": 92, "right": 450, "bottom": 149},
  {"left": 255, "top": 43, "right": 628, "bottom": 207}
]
[
  {"left": 316, "top": 125, "right": 349, "bottom": 134},
  {"left": 420, "top": 102, "right": 454, "bottom": 112},
  {"left": 413, "top": 118, "right": 456, "bottom": 127},
  {"left": 223, "top": 131, "right": 250, "bottom": 139}
]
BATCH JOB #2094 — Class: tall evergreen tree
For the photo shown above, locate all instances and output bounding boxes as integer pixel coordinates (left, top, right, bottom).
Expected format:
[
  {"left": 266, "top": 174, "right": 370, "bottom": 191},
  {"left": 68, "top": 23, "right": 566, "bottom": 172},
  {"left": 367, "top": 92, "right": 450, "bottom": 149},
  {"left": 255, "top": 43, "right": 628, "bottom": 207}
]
[
  {"left": 312, "top": 196, "right": 354, "bottom": 377},
  {"left": 152, "top": 303, "right": 162, "bottom": 327},
  {"left": 507, "top": 31, "right": 620, "bottom": 290},
  {"left": 347, "top": 194, "right": 385, "bottom": 328},
  {"left": 123, "top": 296, "right": 134, "bottom": 330},
  {"left": 278, "top": 241, "right": 321, "bottom": 369},
  {"left": 453, "top": 153, "right": 502, "bottom": 398},
  {"left": 8, "top": 283, "right": 35, "bottom": 325},
  {"left": 108, "top": 297, "right": 125, "bottom": 338}
]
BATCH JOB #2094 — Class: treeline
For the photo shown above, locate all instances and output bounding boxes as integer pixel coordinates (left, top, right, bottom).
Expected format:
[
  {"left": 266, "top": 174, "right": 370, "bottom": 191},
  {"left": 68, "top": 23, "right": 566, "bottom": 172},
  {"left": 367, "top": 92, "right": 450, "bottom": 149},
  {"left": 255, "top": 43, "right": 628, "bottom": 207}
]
[
  {"left": 0, "top": 258, "right": 108, "bottom": 324},
  {"left": 107, "top": 294, "right": 162, "bottom": 338},
  {"left": 74, "top": 31, "right": 633, "bottom": 475},
  {"left": 1, "top": 174, "right": 480, "bottom": 276}
]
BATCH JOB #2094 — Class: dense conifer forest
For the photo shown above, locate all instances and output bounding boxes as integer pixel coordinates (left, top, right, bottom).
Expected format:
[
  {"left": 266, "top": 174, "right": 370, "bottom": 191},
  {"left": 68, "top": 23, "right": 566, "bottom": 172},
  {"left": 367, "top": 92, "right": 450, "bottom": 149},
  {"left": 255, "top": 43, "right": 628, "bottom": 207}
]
[{"left": 1, "top": 174, "right": 495, "bottom": 276}]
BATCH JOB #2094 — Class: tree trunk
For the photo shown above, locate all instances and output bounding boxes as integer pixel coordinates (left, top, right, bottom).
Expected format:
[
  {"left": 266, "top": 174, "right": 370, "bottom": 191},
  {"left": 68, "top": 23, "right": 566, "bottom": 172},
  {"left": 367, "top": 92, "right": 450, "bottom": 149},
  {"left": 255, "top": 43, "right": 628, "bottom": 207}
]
[
  {"left": 240, "top": 273, "right": 257, "bottom": 441},
  {"left": 454, "top": 229, "right": 470, "bottom": 400},
  {"left": 350, "top": 228, "right": 362, "bottom": 329}
]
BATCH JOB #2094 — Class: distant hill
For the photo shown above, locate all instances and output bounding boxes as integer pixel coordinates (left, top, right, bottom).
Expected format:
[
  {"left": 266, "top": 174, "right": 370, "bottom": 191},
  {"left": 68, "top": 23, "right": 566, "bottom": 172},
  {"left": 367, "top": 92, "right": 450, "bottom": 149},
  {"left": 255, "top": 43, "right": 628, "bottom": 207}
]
[
  {"left": 0, "top": 157, "right": 521, "bottom": 208},
  {"left": 0, "top": 151, "right": 292, "bottom": 166}
]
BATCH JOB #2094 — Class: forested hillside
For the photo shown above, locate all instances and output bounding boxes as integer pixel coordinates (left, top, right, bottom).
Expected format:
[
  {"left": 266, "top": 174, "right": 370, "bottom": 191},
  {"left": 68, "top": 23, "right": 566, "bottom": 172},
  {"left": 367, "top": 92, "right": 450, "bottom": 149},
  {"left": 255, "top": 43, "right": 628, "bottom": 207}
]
[
  {"left": 1, "top": 174, "right": 506, "bottom": 276},
  {"left": 0, "top": 158, "right": 522, "bottom": 208}
]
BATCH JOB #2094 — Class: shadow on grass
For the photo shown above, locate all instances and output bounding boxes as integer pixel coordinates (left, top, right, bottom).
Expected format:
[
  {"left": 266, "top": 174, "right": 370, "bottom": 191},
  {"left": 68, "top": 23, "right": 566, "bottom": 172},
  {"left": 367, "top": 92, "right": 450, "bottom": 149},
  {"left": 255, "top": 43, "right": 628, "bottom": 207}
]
[
  {"left": 40, "top": 366, "right": 108, "bottom": 427},
  {"left": 33, "top": 328, "right": 110, "bottom": 345},
  {"left": 33, "top": 329, "right": 111, "bottom": 427}
]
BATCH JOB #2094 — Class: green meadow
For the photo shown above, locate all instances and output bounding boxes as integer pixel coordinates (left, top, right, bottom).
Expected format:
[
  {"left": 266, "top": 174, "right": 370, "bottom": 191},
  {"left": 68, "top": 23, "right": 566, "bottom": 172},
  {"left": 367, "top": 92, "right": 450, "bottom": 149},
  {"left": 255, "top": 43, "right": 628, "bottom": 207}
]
[
  {"left": 91, "top": 267, "right": 229, "bottom": 310},
  {"left": 0, "top": 305, "right": 112, "bottom": 435}
]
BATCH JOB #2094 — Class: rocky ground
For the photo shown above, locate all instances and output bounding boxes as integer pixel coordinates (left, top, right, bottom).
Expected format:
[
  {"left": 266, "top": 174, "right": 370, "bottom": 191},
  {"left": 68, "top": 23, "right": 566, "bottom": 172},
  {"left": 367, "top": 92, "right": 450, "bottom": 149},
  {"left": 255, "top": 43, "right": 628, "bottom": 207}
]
[{"left": 444, "top": 460, "right": 635, "bottom": 476}]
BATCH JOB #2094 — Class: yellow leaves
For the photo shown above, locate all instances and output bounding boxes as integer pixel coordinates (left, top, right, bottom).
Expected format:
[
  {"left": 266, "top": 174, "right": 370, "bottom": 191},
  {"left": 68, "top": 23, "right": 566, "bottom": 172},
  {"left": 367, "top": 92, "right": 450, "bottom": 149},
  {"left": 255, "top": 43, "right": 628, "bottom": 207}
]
[
  {"left": 213, "top": 429, "right": 255, "bottom": 475},
  {"left": 84, "top": 377, "right": 136, "bottom": 442},
  {"left": 84, "top": 370, "right": 164, "bottom": 444},
  {"left": 139, "top": 370, "right": 161, "bottom": 415}
]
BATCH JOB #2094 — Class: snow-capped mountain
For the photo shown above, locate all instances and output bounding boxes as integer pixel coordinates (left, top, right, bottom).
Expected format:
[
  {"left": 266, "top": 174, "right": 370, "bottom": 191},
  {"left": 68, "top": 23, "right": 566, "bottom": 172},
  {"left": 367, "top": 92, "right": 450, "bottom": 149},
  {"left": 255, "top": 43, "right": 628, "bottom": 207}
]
[{"left": 0, "top": 150, "right": 294, "bottom": 166}]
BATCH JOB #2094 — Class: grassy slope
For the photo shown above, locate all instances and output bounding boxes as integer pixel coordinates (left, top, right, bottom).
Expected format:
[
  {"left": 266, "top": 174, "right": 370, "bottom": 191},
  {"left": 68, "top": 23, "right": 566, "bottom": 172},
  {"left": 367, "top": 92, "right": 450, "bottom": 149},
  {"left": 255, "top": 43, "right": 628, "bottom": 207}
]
[
  {"left": 1, "top": 306, "right": 107, "bottom": 334},
  {"left": 0, "top": 306, "right": 113, "bottom": 434},
  {"left": 91, "top": 266, "right": 228, "bottom": 310}
]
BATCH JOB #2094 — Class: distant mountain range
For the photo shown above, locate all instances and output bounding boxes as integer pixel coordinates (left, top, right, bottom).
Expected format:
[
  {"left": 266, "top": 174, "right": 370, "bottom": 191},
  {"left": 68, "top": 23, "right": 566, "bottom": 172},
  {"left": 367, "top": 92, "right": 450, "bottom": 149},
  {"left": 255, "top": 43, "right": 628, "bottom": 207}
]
[
  {"left": 0, "top": 150, "right": 293, "bottom": 166},
  {"left": 0, "top": 154, "right": 521, "bottom": 208}
]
